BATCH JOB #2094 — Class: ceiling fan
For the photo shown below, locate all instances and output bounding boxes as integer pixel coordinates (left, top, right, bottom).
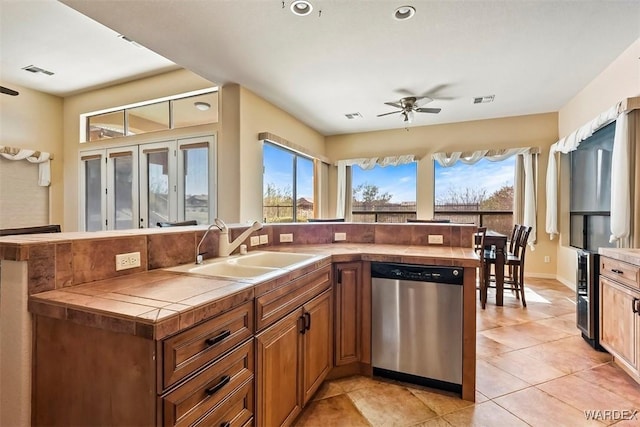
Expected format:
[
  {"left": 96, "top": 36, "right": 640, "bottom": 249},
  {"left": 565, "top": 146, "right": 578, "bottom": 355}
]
[
  {"left": 1, "top": 86, "right": 19, "bottom": 96},
  {"left": 377, "top": 96, "right": 441, "bottom": 123}
]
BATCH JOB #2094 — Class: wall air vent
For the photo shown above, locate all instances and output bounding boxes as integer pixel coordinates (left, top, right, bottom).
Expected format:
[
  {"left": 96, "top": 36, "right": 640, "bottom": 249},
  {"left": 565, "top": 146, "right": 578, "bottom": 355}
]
[
  {"left": 344, "top": 112, "right": 363, "bottom": 120},
  {"left": 22, "top": 65, "right": 54, "bottom": 76},
  {"left": 473, "top": 95, "right": 495, "bottom": 104}
]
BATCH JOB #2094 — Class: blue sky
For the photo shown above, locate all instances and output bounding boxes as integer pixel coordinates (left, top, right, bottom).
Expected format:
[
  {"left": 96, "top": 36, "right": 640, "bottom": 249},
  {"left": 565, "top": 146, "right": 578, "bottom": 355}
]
[{"left": 264, "top": 143, "right": 516, "bottom": 204}]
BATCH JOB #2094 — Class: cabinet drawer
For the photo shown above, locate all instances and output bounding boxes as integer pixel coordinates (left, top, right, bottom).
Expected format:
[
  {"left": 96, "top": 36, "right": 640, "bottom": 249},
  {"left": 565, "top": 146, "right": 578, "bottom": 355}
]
[
  {"left": 601, "top": 257, "right": 640, "bottom": 290},
  {"left": 255, "top": 265, "right": 331, "bottom": 331},
  {"left": 162, "top": 339, "right": 254, "bottom": 427},
  {"left": 193, "top": 378, "right": 254, "bottom": 427},
  {"left": 162, "top": 301, "right": 254, "bottom": 390}
]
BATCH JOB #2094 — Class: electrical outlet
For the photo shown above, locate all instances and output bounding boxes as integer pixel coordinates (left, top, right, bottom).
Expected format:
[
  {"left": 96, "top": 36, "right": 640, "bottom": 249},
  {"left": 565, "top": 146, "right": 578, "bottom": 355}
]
[
  {"left": 334, "top": 232, "right": 347, "bottom": 241},
  {"left": 115, "top": 251, "right": 141, "bottom": 271},
  {"left": 250, "top": 236, "right": 260, "bottom": 246},
  {"left": 544, "top": 256, "right": 550, "bottom": 263},
  {"left": 259, "top": 234, "right": 268, "bottom": 244},
  {"left": 428, "top": 234, "right": 444, "bottom": 244},
  {"left": 279, "top": 233, "right": 293, "bottom": 243}
]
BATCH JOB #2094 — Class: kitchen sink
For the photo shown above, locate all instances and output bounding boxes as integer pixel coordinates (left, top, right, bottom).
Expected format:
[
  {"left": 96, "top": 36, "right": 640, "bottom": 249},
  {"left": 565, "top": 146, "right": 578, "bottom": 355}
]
[
  {"left": 231, "top": 251, "right": 317, "bottom": 268},
  {"left": 164, "top": 251, "right": 319, "bottom": 279}
]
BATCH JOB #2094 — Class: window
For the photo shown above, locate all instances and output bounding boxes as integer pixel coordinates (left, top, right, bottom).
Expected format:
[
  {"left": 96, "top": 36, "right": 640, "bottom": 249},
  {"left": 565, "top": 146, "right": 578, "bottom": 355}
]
[
  {"left": 434, "top": 157, "right": 515, "bottom": 235},
  {"left": 79, "top": 135, "right": 216, "bottom": 230},
  {"left": 263, "top": 142, "right": 314, "bottom": 223},
  {"left": 84, "top": 89, "right": 218, "bottom": 142},
  {"left": 351, "top": 162, "right": 417, "bottom": 223}
]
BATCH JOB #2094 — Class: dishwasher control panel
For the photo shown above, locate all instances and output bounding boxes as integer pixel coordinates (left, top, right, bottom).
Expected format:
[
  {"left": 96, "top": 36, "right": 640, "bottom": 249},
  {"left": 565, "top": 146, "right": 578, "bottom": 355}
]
[{"left": 371, "top": 262, "right": 463, "bottom": 285}]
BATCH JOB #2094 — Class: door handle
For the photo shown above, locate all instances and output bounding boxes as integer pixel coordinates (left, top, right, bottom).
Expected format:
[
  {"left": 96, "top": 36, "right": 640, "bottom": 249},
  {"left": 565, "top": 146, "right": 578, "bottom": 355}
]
[
  {"left": 633, "top": 298, "right": 640, "bottom": 314},
  {"left": 299, "top": 315, "right": 307, "bottom": 334},
  {"left": 304, "top": 312, "right": 311, "bottom": 331}
]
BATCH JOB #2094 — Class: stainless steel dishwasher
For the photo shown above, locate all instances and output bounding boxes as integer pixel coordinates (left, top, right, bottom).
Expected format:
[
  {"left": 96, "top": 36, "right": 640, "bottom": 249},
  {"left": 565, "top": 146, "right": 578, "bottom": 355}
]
[{"left": 371, "top": 262, "right": 463, "bottom": 393}]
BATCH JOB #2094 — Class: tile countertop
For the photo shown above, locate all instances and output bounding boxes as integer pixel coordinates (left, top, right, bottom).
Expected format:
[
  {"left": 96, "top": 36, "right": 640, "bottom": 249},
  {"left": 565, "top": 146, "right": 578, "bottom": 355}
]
[
  {"left": 598, "top": 248, "right": 640, "bottom": 267},
  {"left": 28, "top": 243, "right": 479, "bottom": 341}
]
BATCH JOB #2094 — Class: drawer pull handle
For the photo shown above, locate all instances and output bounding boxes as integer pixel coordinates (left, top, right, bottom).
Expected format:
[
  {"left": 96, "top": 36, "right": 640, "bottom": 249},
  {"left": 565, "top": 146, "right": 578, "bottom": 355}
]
[
  {"left": 220, "top": 422, "right": 231, "bottom": 427},
  {"left": 611, "top": 269, "right": 624, "bottom": 275},
  {"left": 205, "top": 375, "right": 230, "bottom": 396},
  {"left": 633, "top": 298, "right": 640, "bottom": 314},
  {"left": 304, "top": 312, "right": 311, "bottom": 331},
  {"left": 205, "top": 330, "right": 231, "bottom": 346}
]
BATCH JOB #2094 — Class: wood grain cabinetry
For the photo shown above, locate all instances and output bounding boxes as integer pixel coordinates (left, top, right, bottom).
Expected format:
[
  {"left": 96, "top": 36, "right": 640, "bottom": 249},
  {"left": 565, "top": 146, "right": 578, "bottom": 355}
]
[
  {"left": 33, "top": 301, "right": 255, "bottom": 426},
  {"left": 600, "top": 256, "right": 640, "bottom": 383},
  {"left": 255, "top": 289, "right": 332, "bottom": 427},
  {"left": 333, "top": 261, "right": 371, "bottom": 370}
]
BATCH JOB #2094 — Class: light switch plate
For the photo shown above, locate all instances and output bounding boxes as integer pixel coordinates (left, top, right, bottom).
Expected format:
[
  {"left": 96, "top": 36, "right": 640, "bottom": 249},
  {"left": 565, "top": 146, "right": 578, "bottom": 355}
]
[
  {"left": 250, "top": 236, "right": 260, "bottom": 246},
  {"left": 259, "top": 234, "right": 268, "bottom": 244},
  {"left": 279, "top": 233, "right": 293, "bottom": 243},
  {"left": 115, "top": 251, "right": 141, "bottom": 271},
  {"left": 334, "top": 232, "right": 347, "bottom": 241},
  {"left": 428, "top": 235, "right": 444, "bottom": 244}
]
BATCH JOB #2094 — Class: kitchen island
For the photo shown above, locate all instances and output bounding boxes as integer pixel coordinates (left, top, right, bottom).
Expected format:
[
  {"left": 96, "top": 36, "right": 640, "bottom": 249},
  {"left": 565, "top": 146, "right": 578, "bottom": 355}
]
[{"left": 0, "top": 223, "right": 479, "bottom": 426}]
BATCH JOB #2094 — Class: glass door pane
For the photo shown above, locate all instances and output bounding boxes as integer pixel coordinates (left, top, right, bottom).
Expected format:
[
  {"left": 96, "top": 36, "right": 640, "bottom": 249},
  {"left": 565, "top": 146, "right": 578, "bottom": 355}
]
[
  {"left": 139, "top": 141, "right": 176, "bottom": 228},
  {"left": 107, "top": 147, "right": 138, "bottom": 230},
  {"left": 85, "top": 157, "right": 103, "bottom": 231},
  {"left": 181, "top": 145, "right": 209, "bottom": 224}
]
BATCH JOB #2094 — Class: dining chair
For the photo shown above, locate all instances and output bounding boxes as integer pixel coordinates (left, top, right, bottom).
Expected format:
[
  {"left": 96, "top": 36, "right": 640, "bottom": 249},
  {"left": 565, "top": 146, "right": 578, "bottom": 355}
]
[
  {"left": 475, "top": 227, "right": 488, "bottom": 309},
  {"left": 482, "top": 225, "right": 532, "bottom": 307},
  {"left": 156, "top": 220, "right": 198, "bottom": 227}
]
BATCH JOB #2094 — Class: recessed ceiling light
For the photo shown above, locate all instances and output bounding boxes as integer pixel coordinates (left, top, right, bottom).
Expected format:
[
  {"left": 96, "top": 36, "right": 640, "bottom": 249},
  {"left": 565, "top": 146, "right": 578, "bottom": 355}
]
[
  {"left": 393, "top": 5, "right": 416, "bottom": 21},
  {"left": 291, "top": 0, "right": 313, "bottom": 16},
  {"left": 194, "top": 101, "right": 211, "bottom": 111}
]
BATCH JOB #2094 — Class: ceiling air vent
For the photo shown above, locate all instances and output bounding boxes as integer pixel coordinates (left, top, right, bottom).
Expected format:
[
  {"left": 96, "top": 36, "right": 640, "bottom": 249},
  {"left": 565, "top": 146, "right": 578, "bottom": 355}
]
[
  {"left": 22, "top": 65, "right": 54, "bottom": 76},
  {"left": 344, "top": 112, "right": 363, "bottom": 120},
  {"left": 473, "top": 95, "right": 495, "bottom": 104}
]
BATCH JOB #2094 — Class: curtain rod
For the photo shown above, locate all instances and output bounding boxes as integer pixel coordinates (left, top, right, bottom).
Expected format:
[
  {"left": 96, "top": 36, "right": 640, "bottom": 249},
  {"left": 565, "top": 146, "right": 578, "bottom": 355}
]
[{"left": 0, "top": 145, "right": 54, "bottom": 160}]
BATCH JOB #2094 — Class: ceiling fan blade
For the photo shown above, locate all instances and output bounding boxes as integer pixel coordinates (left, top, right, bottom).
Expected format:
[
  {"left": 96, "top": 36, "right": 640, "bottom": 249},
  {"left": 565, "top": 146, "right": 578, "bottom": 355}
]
[
  {"left": 1, "top": 86, "right": 19, "bottom": 96},
  {"left": 384, "top": 101, "right": 403, "bottom": 108},
  {"left": 415, "top": 107, "right": 441, "bottom": 114},
  {"left": 377, "top": 110, "right": 402, "bottom": 117}
]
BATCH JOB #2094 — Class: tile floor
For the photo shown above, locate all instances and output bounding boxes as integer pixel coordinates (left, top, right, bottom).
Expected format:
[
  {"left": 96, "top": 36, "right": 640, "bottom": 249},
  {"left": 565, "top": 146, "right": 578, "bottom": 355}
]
[{"left": 294, "top": 278, "right": 640, "bottom": 426}]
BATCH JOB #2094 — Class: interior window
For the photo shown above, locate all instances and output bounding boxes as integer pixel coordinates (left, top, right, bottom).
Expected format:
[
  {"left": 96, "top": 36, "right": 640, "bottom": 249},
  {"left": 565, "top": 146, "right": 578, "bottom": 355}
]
[
  {"left": 351, "top": 162, "right": 416, "bottom": 223},
  {"left": 263, "top": 142, "right": 314, "bottom": 223},
  {"left": 434, "top": 157, "right": 515, "bottom": 235}
]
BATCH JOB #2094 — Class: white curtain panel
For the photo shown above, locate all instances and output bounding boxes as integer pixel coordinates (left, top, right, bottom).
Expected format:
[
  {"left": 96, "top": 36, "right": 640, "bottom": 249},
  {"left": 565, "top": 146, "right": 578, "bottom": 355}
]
[
  {"left": 523, "top": 153, "right": 537, "bottom": 249},
  {"left": 0, "top": 147, "right": 51, "bottom": 186},
  {"left": 544, "top": 102, "right": 621, "bottom": 239},
  {"left": 336, "top": 155, "right": 415, "bottom": 218},
  {"left": 610, "top": 113, "right": 630, "bottom": 243}
]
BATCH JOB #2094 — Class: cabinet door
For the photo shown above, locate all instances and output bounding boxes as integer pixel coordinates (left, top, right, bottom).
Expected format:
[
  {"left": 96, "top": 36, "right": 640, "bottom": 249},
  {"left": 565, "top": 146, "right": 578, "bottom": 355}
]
[
  {"left": 334, "top": 262, "right": 362, "bottom": 365},
  {"left": 301, "top": 290, "right": 333, "bottom": 404},
  {"left": 600, "top": 277, "right": 637, "bottom": 369},
  {"left": 255, "top": 308, "right": 304, "bottom": 427}
]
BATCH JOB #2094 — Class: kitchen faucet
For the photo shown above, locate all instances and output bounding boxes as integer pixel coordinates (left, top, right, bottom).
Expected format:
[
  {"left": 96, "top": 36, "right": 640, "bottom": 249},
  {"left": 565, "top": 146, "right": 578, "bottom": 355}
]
[
  {"left": 216, "top": 218, "right": 263, "bottom": 257},
  {"left": 195, "top": 219, "right": 263, "bottom": 263}
]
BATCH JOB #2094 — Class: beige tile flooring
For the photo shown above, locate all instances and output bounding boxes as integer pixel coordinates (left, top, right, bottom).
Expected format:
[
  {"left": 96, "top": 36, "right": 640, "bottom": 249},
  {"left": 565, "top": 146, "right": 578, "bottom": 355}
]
[{"left": 295, "top": 278, "right": 640, "bottom": 426}]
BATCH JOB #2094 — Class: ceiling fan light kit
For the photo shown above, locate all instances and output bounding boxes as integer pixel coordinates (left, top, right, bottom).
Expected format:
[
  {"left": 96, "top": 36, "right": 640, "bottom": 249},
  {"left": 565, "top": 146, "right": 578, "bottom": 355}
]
[{"left": 377, "top": 96, "right": 441, "bottom": 123}]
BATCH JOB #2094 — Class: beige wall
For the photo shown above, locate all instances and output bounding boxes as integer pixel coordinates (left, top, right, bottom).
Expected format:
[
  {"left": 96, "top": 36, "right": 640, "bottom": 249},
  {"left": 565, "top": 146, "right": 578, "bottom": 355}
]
[
  {"left": 0, "top": 82, "right": 64, "bottom": 227},
  {"left": 326, "top": 113, "right": 559, "bottom": 276},
  {"left": 237, "top": 87, "right": 326, "bottom": 222},
  {"left": 62, "top": 69, "right": 217, "bottom": 231},
  {"left": 555, "top": 38, "right": 640, "bottom": 286}
]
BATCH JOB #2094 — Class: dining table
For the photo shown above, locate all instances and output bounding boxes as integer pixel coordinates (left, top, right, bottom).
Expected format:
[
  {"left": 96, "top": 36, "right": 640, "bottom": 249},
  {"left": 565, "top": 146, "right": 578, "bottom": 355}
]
[{"left": 481, "top": 230, "right": 509, "bottom": 306}]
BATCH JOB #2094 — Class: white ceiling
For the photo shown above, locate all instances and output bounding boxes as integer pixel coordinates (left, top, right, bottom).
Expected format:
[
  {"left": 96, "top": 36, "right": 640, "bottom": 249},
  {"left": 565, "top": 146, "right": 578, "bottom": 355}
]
[{"left": 2, "top": 1, "right": 639, "bottom": 136}]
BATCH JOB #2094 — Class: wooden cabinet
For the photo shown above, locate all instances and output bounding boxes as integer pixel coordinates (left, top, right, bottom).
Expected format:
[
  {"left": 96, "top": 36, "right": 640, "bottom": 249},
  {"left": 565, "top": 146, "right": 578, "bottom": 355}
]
[
  {"left": 256, "top": 290, "right": 332, "bottom": 427},
  {"left": 333, "top": 262, "right": 371, "bottom": 369},
  {"left": 600, "top": 256, "right": 640, "bottom": 383},
  {"left": 32, "top": 301, "right": 255, "bottom": 426}
]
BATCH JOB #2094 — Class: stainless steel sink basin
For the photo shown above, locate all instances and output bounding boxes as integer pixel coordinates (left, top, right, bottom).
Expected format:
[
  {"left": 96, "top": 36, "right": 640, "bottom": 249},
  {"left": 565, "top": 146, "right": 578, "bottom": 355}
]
[
  {"left": 164, "top": 251, "right": 318, "bottom": 279},
  {"left": 231, "top": 251, "right": 317, "bottom": 268}
]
